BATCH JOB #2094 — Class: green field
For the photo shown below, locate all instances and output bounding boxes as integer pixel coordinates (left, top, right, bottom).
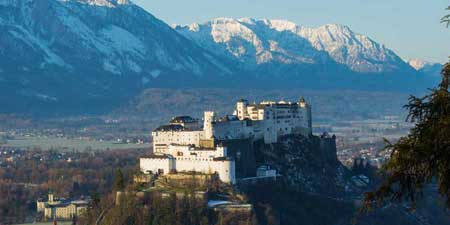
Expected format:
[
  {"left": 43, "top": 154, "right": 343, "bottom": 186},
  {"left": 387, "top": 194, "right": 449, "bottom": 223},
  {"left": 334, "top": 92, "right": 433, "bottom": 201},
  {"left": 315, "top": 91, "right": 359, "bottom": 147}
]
[{"left": 3, "top": 136, "right": 151, "bottom": 152}]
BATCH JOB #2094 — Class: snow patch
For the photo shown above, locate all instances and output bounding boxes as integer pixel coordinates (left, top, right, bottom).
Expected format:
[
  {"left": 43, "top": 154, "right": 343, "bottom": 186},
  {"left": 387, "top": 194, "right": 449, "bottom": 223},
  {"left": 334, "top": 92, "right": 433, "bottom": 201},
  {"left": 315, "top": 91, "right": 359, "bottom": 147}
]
[
  {"left": 407, "top": 59, "right": 435, "bottom": 71},
  {"left": 57, "top": 11, "right": 110, "bottom": 52},
  {"left": 103, "top": 61, "right": 121, "bottom": 75},
  {"left": 141, "top": 76, "right": 150, "bottom": 85},
  {"left": 58, "top": 0, "right": 132, "bottom": 8},
  {"left": 264, "top": 19, "right": 298, "bottom": 32},
  {"left": 126, "top": 60, "right": 142, "bottom": 73},
  {"left": 150, "top": 69, "right": 161, "bottom": 78},
  {"left": 0, "top": 0, "right": 19, "bottom": 6},
  {"left": 8, "top": 27, "right": 67, "bottom": 67},
  {"left": 100, "top": 25, "right": 145, "bottom": 56},
  {"left": 36, "top": 93, "right": 58, "bottom": 102},
  {"left": 188, "top": 23, "right": 200, "bottom": 32},
  {"left": 173, "top": 63, "right": 183, "bottom": 71},
  {"left": 237, "top": 18, "right": 257, "bottom": 25}
]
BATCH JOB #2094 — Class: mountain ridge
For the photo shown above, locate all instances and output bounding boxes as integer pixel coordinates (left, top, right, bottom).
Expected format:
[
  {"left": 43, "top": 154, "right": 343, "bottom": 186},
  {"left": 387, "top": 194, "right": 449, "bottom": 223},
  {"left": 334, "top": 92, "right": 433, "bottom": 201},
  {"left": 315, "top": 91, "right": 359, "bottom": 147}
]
[
  {"left": 0, "top": 1, "right": 438, "bottom": 116},
  {"left": 174, "top": 17, "right": 415, "bottom": 74}
]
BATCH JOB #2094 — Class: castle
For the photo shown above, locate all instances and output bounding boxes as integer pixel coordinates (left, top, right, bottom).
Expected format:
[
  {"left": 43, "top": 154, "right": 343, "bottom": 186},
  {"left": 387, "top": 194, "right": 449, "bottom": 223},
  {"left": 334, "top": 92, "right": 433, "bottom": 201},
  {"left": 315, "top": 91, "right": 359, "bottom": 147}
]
[
  {"left": 36, "top": 193, "right": 88, "bottom": 220},
  {"left": 140, "top": 98, "right": 312, "bottom": 184}
]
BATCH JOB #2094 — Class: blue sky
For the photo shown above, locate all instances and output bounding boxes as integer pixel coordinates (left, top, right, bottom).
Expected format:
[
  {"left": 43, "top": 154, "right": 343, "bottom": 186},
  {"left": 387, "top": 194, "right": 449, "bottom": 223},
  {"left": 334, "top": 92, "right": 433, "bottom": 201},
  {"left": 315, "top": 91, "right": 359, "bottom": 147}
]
[{"left": 133, "top": 0, "right": 450, "bottom": 63}]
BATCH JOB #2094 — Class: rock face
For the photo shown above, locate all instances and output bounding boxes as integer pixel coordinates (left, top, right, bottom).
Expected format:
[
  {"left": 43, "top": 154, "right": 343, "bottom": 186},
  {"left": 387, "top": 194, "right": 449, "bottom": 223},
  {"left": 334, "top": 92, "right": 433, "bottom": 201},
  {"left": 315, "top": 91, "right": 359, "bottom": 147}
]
[
  {"left": 218, "top": 138, "right": 257, "bottom": 178},
  {"left": 175, "top": 18, "right": 414, "bottom": 74},
  {"left": 253, "top": 134, "right": 348, "bottom": 195}
]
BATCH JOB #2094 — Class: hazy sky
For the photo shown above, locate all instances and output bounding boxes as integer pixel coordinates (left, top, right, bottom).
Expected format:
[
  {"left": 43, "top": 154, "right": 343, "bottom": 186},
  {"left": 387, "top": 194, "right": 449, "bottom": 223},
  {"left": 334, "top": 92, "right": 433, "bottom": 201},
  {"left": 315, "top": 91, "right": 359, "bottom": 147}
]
[{"left": 133, "top": 0, "right": 450, "bottom": 63}]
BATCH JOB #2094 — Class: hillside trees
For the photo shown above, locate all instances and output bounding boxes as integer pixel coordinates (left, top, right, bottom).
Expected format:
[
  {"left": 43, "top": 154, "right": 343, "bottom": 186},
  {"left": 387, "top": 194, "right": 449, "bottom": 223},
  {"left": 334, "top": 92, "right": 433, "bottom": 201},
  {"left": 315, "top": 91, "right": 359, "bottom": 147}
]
[{"left": 363, "top": 6, "right": 450, "bottom": 209}]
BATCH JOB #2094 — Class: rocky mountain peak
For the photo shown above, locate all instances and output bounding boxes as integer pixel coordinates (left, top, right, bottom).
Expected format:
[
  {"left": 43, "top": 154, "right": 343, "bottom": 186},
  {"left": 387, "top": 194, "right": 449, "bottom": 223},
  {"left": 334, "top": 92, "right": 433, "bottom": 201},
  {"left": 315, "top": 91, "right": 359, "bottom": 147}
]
[
  {"left": 59, "top": 0, "right": 132, "bottom": 7},
  {"left": 407, "top": 59, "right": 437, "bottom": 70},
  {"left": 175, "top": 18, "right": 413, "bottom": 73}
]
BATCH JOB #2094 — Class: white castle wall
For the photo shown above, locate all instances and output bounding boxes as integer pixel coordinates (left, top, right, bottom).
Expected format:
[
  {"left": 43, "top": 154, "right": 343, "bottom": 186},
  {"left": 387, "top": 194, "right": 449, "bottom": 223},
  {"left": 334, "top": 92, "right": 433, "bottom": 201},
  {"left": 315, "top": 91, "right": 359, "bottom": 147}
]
[
  {"left": 140, "top": 157, "right": 235, "bottom": 184},
  {"left": 173, "top": 158, "right": 236, "bottom": 184},
  {"left": 140, "top": 157, "right": 174, "bottom": 174},
  {"left": 233, "top": 99, "right": 312, "bottom": 143},
  {"left": 167, "top": 145, "right": 226, "bottom": 158},
  {"left": 152, "top": 130, "right": 204, "bottom": 153},
  {"left": 141, "top": 144, "right": 235, "bottom": 184},
  {"left": 213, "top": 120, "right": 254, "bottom": 140}
]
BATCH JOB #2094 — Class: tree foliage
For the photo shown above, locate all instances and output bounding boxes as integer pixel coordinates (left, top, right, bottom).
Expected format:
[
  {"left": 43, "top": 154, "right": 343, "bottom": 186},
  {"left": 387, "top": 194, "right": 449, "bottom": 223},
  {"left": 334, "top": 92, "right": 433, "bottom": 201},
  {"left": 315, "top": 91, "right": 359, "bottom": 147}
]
[
  {"left": 363, "top": 62, "right": 450, "bottom": 209},
  {"left": 442, "top": 6, "right": 450, "bottom": 27},
  {"left": 363, "top": 6, "right": 450, "bottom": 210},
  {"left": 114, "top": 169, "right": 125, "bottom": 192}
]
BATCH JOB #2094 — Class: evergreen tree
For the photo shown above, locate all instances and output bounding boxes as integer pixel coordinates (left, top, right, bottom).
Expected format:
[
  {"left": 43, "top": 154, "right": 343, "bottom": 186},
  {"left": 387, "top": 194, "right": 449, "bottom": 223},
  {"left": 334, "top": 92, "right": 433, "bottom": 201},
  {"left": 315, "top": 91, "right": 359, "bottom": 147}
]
[
  {"left": 363, "top": 61, "right": 450, "bottom": 207},
  {"left": 442, "top": 6, "right": 450, "bottom": 27},
  {"left": 113, "top": 169, "right": 125, "bottom": 192},
  {"left": 91, "top": 191, "right": 101, "bottom": 208}
]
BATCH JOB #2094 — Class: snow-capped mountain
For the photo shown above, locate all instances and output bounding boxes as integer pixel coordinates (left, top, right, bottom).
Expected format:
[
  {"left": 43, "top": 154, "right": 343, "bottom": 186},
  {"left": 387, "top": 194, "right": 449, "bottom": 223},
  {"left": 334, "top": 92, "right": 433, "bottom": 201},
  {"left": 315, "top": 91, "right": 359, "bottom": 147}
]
[
  {"left": 174, "top": 18, "right": 414, "bottom": 74},
  {"left": 407, "top": 59, "right": 443, "bottom": 77},
  {"left": 0, "top": 0, "right": 235, "bottom": 113},
  {"left": 174, "top": 18, "right": 331, "bottom": 70},
  {"left": 0, "top": 0, "right": 230, "bottom": 81},
  {"left": 408, "top": 59, "right": 434, "bottom": 70},
  {"left": 0, "top": 2, "right": 435, "bottom": 115}
]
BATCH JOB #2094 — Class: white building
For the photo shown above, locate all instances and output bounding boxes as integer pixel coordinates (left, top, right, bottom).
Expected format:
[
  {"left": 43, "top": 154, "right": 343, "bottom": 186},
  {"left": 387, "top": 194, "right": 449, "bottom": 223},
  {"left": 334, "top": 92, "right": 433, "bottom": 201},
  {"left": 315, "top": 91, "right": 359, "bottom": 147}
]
[
  {"left": 233, "top": 98, "right": 312, "bottom": 143},
  {"left": 140, "top": 144, "right": 236, "bottom": 184},
  {"left": 37, "top": 193, "right": 88, "bottom": 220},
  {"left": 152, "top": 98, "right": 312, "bottom": 150},
  {"left": 143, "top": 98, "right": 312, "bottom": 183}
]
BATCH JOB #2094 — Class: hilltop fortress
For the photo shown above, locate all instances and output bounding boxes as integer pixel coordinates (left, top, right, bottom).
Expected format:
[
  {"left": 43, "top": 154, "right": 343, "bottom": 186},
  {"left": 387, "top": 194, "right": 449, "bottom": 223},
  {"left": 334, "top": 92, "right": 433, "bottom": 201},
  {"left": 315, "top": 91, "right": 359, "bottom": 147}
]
[{"left": 140, "top": 98, "right": 313, "bottom": 184}]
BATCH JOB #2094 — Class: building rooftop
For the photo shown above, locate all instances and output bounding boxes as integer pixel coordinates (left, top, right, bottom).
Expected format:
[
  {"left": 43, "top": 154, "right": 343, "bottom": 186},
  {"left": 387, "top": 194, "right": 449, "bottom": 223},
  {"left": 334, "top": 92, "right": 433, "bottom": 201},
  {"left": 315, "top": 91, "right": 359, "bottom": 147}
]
[
  {"left": 142, "top": 154, "right": 171, "bottom": 159},
  {"left": 45, "top": 202, "right": 71, "bottom": 208},
  {"left": 71, "top": 200, "right": 89, "bottom": 206},
  {"left": 154, "top": 124, "right": 186, "bottom": 132},
  {"left": 218, "top": 115, "right": 239, "bottom": 122},
  {"left": 169, "top": 116, "right": 198, "bottom": 124}
]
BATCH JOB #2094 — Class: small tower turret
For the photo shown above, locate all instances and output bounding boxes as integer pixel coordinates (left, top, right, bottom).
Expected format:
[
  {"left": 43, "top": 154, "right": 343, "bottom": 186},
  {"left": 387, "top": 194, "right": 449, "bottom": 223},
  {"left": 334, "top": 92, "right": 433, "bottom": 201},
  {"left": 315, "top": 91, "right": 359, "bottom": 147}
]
[
  {"left": 299, "top": 97, "right": 307, "bottom": 107},
  {"left": 48, "top": 193, "right": 54, "bottom": 203},
  {"left": 204, "top": 111, "right": 216, "bottom": 139},
  {"left": 236, "top": 99, "right": 249, "bottom": 120}
]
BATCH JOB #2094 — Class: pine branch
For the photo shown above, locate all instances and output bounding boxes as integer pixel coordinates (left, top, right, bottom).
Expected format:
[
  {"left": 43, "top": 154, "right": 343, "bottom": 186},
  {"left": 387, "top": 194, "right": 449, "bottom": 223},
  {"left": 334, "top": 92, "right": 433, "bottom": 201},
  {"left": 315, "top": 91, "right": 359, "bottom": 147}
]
[{"left": 442, "top": 6, "right": 450, "bottom": 27}]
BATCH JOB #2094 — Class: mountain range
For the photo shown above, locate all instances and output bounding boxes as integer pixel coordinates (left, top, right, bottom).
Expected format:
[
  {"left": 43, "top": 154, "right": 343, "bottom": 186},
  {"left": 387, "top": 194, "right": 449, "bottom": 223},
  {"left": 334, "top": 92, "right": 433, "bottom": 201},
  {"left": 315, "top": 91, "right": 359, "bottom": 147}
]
[
  {"left": 0, "top": 0, "right": 441, "bottom": 115},
  {"left": 174, "top": 18, "right": 413, "bottom": 74}
]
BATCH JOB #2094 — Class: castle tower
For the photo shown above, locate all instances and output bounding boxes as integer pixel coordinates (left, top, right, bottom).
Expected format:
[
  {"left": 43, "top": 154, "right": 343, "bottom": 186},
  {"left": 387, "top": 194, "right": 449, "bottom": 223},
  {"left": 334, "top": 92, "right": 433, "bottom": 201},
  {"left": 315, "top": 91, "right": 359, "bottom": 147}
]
[
  {"left": 204, "top": 111, "right": 216, "bottom": 139},
  {"left": 299, "top": 97, "right": 307, "bottom": 107},
  {"left": 236, "top": 99, "right": 249, "bottom": 120},
  {"left": 299, "top": 97, "right": 312, "bottom": 133},
  {"left": 48, "top": 193, "right": 54, "bottom": 203}
]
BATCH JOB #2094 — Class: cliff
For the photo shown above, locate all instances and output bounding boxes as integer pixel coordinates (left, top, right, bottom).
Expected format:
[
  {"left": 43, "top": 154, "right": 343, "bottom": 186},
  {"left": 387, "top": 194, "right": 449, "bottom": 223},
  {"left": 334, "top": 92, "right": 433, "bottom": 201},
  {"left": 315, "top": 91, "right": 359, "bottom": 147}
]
[{"left": 253, "top": 134, "right": 349, "bottom": 195}]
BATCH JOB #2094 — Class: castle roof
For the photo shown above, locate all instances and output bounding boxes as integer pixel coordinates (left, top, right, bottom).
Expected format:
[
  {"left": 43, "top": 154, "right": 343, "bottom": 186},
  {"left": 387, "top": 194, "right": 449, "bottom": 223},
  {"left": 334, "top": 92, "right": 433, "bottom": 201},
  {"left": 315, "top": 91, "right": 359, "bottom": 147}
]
[
  {"left": 154, "top": 124, "right": 185, "bottom": 132},
  {"left": 169, "top": 116, "right": 198, "bottom": 124},
  {"left": 218, "top": 115, "right": 239, "bottom": 122}
]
